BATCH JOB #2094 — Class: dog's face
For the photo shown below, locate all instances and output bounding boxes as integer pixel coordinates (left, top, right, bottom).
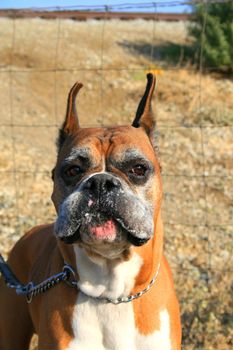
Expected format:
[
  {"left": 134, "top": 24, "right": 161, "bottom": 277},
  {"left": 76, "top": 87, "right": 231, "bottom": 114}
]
[{"left": 52, "top": 75, "right": 162, "bottom": 259}]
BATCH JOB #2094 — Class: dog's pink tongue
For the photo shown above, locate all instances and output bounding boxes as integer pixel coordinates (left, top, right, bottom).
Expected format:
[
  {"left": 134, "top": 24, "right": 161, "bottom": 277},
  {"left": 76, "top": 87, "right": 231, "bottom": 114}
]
[{"left": 90, "top": 220, "right": 116, "bottom": 238}]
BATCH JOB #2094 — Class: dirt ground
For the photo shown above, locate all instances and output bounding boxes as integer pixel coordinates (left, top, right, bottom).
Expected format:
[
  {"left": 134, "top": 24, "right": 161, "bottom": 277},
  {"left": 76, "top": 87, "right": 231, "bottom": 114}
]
[{"left": 0, "top": 17, "right": 232, "bottom": 349}]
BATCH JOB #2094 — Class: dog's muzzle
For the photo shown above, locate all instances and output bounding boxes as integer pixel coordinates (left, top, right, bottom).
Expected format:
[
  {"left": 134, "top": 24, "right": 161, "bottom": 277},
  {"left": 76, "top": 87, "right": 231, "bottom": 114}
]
[{"left": 54, "top": 173, "right": 153, "bottom": 247}]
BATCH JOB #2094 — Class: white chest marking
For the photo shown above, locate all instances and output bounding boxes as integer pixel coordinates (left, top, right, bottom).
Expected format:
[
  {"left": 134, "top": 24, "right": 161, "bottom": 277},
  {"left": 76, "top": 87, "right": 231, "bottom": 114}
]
[
  {"left": 67, "top": 247, "right": 172, "bottom": 349},
  {"left": 67, "top": 295, "right": 136, "bottom": 350},
  {"left": 68, "top": 303, "right": 171, "bottom": 350}
]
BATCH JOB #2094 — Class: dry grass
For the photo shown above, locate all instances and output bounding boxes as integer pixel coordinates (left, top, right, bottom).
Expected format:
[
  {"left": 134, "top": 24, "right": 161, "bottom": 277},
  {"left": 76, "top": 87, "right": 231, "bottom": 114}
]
[{"left": 0, "top": 17, "right": 232, "bottom": 349}]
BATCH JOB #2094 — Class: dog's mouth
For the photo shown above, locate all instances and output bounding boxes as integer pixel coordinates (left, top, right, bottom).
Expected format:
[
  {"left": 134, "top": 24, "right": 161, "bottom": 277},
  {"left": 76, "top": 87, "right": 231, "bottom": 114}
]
[
  {"left": 61, "top": 217, "right": 117, "bottom": 244},
  {"left": 60, "top": 215, "right": 149, "bottom": 247},
  {"left": 55, "top": 187, "right": 154, "bottom": 249}
]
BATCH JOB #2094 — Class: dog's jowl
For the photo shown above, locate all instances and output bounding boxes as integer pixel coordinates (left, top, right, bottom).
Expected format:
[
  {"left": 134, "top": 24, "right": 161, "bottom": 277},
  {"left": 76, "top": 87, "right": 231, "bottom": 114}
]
[{"left": 0, "top": 74, "right": 181, "bottom": 350}]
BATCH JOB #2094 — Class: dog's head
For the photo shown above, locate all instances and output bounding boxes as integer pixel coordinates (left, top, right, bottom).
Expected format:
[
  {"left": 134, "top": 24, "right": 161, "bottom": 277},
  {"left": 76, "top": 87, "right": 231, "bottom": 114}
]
[{"left": 52, "top": 74, "right": 162, "bottom": 259}]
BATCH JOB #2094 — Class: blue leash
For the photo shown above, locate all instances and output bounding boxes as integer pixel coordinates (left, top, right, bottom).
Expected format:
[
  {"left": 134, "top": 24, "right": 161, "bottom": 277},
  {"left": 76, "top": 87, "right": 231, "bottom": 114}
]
[{"left": 0, "top": 253, "right": 76, "bottom": 303}]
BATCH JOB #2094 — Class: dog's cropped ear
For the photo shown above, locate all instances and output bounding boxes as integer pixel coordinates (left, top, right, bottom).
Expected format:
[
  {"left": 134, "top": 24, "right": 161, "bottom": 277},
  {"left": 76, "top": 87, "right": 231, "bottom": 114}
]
[
  {"left": 132, "top": 73, "right": 156, "bottom": 136},
  {"left": 57, "top": 82, "right": 83, "bottom": 150}
]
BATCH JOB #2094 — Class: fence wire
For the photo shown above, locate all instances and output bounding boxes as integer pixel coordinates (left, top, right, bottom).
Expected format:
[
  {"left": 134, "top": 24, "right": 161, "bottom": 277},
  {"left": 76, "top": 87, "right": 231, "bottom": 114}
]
[{"left": 0, "top": 9, "right": 232, "bottom": 215}]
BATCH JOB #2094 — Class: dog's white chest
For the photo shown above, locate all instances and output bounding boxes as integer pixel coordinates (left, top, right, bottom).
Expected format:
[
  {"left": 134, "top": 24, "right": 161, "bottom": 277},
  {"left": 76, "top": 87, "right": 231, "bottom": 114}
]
[
  {"left": 67, "top": 295, "right": 171, "bottom": 350},
  {"left": 67, "top": 247, "right": 172, "bottom": 349},
  {"left": 67, "top": 293, "right": 135, "bottom": 350}
]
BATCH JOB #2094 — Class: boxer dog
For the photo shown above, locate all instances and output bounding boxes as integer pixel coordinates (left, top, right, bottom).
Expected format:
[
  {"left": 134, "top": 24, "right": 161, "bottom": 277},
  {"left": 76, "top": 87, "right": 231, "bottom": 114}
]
[{"left": 0, "top": 74, "right": 181, "bottom": 349}]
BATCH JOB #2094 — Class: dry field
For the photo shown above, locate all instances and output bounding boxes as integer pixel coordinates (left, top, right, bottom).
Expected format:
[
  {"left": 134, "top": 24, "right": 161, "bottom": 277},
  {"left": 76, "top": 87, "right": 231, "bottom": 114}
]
[{"left": 0, "top": 17, "right": 232, "bottom": 349}]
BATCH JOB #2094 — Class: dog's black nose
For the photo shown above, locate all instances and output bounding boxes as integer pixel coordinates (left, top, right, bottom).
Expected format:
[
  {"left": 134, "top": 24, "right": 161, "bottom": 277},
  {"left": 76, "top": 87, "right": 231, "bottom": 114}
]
[{"left": 83, "top": 174, "right": 121, "bottom": 195}]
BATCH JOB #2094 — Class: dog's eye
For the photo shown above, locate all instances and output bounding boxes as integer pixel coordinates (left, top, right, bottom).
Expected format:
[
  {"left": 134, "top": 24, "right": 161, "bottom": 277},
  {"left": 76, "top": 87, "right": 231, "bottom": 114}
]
[
  {"left": 129, "top": 164, "right": 147, "bottom": 177},
  {"left": 65, "top": 166, "right": 81, "bottom": 178}
]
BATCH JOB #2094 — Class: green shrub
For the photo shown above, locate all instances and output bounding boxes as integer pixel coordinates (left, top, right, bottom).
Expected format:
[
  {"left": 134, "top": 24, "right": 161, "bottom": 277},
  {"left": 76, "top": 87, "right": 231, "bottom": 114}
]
[{"left": 190, "top": 2, "right": 233, "bottom": 71}]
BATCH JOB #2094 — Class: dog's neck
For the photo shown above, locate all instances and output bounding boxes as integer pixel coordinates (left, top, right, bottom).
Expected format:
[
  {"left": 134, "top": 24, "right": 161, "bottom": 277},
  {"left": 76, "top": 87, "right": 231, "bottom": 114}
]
[
  {"left": 57, "top": 211, "right": 163, "bottom": 300},
  {"left": 73, "top": 246, "right": 143, "bottom": 299}
]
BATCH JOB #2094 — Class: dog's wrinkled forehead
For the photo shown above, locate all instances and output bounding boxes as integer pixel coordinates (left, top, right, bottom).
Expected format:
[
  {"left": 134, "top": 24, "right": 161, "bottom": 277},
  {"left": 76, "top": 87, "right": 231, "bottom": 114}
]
[{"left": 58, "top": 125, "right": 157, "bottom": 166}]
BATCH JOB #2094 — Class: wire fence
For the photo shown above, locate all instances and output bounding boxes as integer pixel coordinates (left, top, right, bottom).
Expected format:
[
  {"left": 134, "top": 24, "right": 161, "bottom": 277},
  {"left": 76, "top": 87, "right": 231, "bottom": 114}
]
[{"left": 0, "top": 0, "right": 232, "bottom": 348}]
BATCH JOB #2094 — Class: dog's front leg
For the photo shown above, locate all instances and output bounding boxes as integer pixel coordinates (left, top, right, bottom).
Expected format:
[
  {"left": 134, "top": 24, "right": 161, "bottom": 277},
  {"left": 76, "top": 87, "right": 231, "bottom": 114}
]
[
  {"left": 0, "top": 276, "right": 34, "bottom": 350},
  {"left": 31, "top": 283, "right": 77, "bottom": 350}
]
